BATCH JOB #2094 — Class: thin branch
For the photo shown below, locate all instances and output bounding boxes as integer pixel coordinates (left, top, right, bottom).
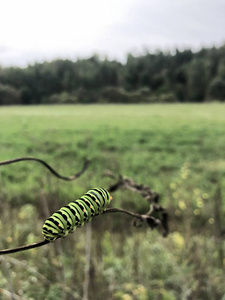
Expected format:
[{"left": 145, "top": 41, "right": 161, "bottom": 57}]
[
  {"left": 0, "top": 240, "right": 49, "bottom": 255},
  {"left": 107, "top": 174, "right": 159, "bottom": 203},
  {"left": 104, "top": 207, "right": 144, "bottom": 219},
  {"left": 0, "top": 157, "right": 89, "bottom": 255},
  {"left": 0, "top": 157, "right": 90, "bottom": 181},
  {"left": 0, "top": 162, "right": 168, "bottom": 256},
  {"left": 106, "top": 174, "right": 169, "bottom": 236},
  {"left": 0, "top": 207, "right": 164, "bottom": 255},
  {"left": 103, "top": 208, "right": 162, "bottom": 229}
]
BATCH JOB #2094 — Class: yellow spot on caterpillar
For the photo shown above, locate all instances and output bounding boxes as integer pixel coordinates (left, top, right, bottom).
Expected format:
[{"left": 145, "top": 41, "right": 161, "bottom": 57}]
[
  {"left": 58, "top": 224, "right": 61, "bottom": 227},
  {"left": 110, "top": 196, "right": 113, "bottom": 200},
  {"left": 90, "top": 205, "right": 92, "bottom": 208},
  {"left": 95, "top": 200, "right": 98, "bottom": 203},
  {"left": 83, "top": 209, "right": 85, "bottom": 212}
]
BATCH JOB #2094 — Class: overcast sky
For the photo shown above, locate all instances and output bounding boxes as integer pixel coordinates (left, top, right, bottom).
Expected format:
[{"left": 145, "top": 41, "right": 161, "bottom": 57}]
[{"left": 0, "top": 0, "right": 225, "bottom": 67}]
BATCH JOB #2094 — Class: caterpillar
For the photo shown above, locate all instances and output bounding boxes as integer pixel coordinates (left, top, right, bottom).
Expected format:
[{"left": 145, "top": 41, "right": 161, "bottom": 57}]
[{"left": 42, "top": 188, "right": 112, "bottom": 242}]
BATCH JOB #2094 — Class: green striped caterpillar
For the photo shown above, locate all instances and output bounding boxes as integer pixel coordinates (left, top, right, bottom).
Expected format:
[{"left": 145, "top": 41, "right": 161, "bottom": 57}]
[{"left": 42, "top": 188, "right": 112, "bottom": 242}]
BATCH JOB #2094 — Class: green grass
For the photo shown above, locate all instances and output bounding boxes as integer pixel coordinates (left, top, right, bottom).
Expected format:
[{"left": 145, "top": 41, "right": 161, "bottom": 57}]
[
  {"left": 0, "top": 104, "right": 224, "bottom": 206},
  {"left": 0, "top": 104, "right": 225, "bottom": 299}
]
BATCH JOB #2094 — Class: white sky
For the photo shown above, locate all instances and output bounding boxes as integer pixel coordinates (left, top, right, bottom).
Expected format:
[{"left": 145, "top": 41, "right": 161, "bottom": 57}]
[{"left": 0, "top": 0, "right": 225, "bottom": 67}]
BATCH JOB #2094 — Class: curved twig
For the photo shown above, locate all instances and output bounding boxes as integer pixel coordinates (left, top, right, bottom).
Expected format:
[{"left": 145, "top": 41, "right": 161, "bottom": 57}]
[
  {"left": 0, "top": 161, "right": 168, "bottom": 255},
  {"left": 103, "top": 208, "right": 162, "bottom": 228},
  {"left": 0, "top": 208, "right": 164, "bottom": 255},
  {"left": 0, "top": 240, "right": 49, "bottom": 255},
  {"left": 0, "top": 157, "right": 90, "bottom": 181},
  {"left": 0, "top": 156, "right": 90, "bottom": 255},
  {"left": 104, "top": 207, "right": 144, "bottom": 219}
]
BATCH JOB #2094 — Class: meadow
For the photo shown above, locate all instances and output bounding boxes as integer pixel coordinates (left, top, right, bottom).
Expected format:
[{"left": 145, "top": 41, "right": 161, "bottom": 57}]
[{"left": 0, "top": 104, "right": 224, "bottom": 300}]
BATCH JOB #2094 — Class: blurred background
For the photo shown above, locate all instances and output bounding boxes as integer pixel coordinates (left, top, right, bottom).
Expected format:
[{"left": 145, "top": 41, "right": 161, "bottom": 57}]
[
  {"left": 0, "top": 1, "right": 225, "bottom": 299},
  {"left": 0, "top": 0, "right": 225, "bottom": 104}
]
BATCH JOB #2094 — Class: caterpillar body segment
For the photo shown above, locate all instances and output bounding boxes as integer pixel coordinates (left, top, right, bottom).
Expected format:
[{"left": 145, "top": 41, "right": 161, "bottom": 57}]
[{"left": 42, "top": 188, "right": 112, "bottom": 242}]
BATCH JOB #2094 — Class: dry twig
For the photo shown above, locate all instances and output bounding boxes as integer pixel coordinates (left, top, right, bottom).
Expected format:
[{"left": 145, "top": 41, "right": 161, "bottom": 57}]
[
  {"left": 0, "top": 158, "right": 168, "bottom": 256},
  {"left": 0, "top": 157, "right": 90, "bottom": 181},
  {"left": 107, "top": 174, "right": 169, "bottom": 237}
]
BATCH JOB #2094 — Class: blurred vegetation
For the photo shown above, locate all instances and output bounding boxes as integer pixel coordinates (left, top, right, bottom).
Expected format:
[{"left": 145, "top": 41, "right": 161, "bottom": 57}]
[
  {"left": 0, "top": 104, "right": 225, "bottom": 299},
  {"left": 1, "top": 45, "right": 225, "bottom": 105}
]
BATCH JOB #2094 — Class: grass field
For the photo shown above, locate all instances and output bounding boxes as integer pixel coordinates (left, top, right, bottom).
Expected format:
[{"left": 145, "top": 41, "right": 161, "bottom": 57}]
[{"left": 0, "top": 104, "right": 225, "bottom": 299}]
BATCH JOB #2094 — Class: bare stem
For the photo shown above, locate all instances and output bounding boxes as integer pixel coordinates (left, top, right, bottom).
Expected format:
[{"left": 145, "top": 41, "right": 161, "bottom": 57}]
[
  {"left": 0, "top": 240, "right": 49, "bottom": 255},
  {"left": 104, "top": 207, "right": 161, "bottom": 225},
  {"left": 0, "top": 208, "right": 162, "bottom": 256},
  {"left": 0, "top": 160, "right": 168, "bottom": 255},
  {"left": 104, "top": 207, "right": 143, "bottom": 219},
  {"left": 0, "top": 157, "right": 90, "bottom": 181}
]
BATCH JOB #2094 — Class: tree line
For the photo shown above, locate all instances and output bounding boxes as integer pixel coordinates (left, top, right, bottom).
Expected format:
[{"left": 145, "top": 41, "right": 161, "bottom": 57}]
[{"left": 0, "top": 45, "right": 225, "bottom": 105}]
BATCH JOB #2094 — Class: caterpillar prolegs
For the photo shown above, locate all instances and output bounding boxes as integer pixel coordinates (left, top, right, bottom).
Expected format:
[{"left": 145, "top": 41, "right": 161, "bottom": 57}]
[{"left": 42, "top": 188, "right": 112, "bottom": 242}]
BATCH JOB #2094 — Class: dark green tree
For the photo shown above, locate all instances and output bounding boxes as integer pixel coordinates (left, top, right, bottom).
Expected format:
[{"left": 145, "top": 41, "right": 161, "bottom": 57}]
[{"left": 207, "top": 77, "right": 225, "bottom": 101}]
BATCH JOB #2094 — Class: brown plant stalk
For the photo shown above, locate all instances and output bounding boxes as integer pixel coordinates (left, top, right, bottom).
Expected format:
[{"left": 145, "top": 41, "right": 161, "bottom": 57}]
[
  {"left": 0, "top": 207, "right": 164, "bottom": 255},
  {"left": 0, "top": 157, "right": 168, "bottom": 256},
  {"left": 0, "top": 157, "right": 90, "bottom": 181}
]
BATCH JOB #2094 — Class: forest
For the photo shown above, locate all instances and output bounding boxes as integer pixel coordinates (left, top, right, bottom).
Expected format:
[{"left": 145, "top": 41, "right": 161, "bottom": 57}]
[{"left": 0, "top": 45, "right": 225, "bottom": 105}]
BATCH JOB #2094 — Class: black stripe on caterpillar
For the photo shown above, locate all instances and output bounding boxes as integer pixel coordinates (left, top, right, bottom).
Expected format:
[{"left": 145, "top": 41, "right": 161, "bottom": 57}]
[{"left": 42, "top": 188, "right": 112, "bottom": 242}]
